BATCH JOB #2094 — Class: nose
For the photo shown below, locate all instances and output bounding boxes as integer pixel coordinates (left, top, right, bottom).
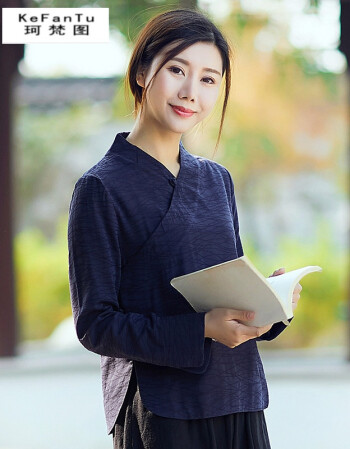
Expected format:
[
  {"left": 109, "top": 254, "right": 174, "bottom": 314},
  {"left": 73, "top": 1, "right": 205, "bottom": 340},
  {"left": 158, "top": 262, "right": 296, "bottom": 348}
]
[{"left": 178, "top": 75, "right": 196, "bottom": 102}]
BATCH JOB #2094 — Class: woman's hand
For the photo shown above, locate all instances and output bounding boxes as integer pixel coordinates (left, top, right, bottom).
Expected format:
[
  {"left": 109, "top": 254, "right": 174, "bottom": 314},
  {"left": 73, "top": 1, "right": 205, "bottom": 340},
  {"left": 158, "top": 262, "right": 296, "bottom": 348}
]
[
  {"left": 269, "top": 267, "right": 302, "bottom": 312},
  {"left": 204, "top": 267, "right": 303, "bottom": 349},
  {"left": 204, "top": 308, "right": 275, "bottom": 349}
]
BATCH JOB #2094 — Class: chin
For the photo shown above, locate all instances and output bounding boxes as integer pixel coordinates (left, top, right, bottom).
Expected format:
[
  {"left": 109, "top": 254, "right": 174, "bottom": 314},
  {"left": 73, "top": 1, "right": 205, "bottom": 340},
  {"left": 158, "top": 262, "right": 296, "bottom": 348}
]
[{"left": 167, "top": 122, "right": 195, "bottom": 135}]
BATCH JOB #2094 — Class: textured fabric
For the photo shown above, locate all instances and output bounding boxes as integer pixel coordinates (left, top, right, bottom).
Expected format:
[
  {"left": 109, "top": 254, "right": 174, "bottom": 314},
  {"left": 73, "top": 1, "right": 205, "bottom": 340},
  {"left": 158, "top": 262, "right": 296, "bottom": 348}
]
[
  {"left": 113, "top": 365, "right": 272, "bottom": 449},
  {"left": 68, "top": 131, "right": 290, "bottom": 435}
]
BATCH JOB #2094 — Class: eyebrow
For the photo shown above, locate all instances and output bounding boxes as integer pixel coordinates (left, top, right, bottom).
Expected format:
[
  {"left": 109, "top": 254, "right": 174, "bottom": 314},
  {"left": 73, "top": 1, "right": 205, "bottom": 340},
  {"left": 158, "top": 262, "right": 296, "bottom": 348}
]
[{"left": 169, "top": 57, "right": 222, "bottom": 77}]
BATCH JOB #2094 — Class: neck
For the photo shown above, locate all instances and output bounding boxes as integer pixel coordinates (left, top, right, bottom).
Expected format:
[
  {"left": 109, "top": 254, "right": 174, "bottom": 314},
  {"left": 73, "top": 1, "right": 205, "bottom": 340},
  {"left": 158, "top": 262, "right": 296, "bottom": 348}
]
[{"left": 126, "top": 118, "right": 182, "bottom": 169}]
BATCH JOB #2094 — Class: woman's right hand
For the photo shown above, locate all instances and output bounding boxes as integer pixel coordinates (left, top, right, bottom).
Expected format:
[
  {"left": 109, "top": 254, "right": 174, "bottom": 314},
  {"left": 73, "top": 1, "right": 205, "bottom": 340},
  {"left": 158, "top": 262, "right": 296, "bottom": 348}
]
[{"left": 204, "top": 308, "right": 273, "bottom": 348}]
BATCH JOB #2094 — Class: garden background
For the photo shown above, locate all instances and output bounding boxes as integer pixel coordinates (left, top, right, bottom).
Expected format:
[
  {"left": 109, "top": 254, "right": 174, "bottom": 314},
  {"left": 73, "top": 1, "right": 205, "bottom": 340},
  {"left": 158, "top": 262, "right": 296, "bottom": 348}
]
[{"left": 11, "top": 0, "right": 349, "bottom": 351}]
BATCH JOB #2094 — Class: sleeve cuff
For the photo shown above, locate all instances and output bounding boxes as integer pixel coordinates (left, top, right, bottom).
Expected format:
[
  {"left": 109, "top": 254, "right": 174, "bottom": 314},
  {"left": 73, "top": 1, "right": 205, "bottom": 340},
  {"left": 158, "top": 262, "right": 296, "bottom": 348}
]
[
  {"left": 171, "top": 311, "right": 213, "bottom": 374},
  {"left": 256, "top": 317, "right": 294, "bottom": 341}
]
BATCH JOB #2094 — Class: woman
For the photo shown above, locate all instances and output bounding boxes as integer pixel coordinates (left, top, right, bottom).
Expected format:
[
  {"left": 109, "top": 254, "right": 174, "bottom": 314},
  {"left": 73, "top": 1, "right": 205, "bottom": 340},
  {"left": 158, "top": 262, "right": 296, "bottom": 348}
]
[{"left": 68, "top": 8, "right": 302, "bottom": 449}]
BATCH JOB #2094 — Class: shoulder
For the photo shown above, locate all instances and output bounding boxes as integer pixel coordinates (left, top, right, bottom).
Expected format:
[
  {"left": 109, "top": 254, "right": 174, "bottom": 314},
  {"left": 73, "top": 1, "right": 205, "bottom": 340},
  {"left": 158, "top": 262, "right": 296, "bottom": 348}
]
[
  {"left": 191, "top": 153, "right": 235, "bottom": 196},
  {"left": 83, "top": 151, "right": 131, "bottom": 184},
  {"left": 72, "top": 151, "right": 133, "bottom": 201},
  {"left": 69, "top": 174, "right": 110, "bottom": 217},
  {"left": 191, "top": 152, "right": 232, "bottom": 178}
]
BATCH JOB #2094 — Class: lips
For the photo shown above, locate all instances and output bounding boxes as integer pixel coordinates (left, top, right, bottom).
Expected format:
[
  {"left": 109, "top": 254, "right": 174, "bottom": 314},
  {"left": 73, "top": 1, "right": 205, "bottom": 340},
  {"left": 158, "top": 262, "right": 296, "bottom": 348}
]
[{"left": 170, "top": 105, "right": 196, "bottom": 117}]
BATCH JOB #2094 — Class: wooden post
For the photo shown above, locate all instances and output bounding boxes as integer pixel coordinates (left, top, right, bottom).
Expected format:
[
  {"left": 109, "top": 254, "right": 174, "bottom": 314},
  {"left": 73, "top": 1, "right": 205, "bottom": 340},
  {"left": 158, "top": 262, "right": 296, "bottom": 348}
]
[
  {"left": 0, "top": 5, "right": 24, "bottom": 357},
  {"left": 339, "top": 0, "right": 350, "bottom": 362}
]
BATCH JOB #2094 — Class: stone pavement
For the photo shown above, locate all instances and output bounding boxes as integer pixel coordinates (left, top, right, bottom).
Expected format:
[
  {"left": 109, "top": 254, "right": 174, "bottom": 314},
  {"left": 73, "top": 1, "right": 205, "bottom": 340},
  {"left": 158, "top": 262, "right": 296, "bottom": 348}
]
[
  {"left": 260, "top": 346, "right": 350, "bottom": 449},
  {"left": 0, "top": 338, "right": 349, "bottom": 449}
]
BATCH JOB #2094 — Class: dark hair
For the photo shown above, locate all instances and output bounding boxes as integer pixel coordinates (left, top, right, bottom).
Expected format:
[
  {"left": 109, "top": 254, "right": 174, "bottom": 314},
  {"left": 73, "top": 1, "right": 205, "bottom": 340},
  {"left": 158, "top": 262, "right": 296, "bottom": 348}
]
[{"left": 124, "top": 8, "right": 233, "bottom": 155}]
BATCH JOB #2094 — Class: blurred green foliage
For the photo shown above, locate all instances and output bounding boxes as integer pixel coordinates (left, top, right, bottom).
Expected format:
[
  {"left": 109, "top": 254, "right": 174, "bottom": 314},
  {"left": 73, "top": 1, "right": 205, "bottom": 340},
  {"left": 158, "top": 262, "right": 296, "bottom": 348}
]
[
  {"left": 244, "top": 220, "right": 349, "bottom": 349},
  {"left": 14, "top": 215, "right": 348, "bottom": 347},
  {"left": 14, "top": 103, "right": 102, "bottom": 211},
  {"left": 14, "top": 215, "right": 71, "bottom": 341},
  {"left": 13, "top": 1, "right": 347, "bottom": 348}
]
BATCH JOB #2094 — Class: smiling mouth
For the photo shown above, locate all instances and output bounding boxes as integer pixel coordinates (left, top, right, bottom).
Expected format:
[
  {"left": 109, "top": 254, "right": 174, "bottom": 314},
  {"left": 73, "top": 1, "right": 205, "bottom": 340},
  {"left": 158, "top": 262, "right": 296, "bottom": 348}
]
[{"left": 170, "top": 105, "right": 196, "bottom": 117}]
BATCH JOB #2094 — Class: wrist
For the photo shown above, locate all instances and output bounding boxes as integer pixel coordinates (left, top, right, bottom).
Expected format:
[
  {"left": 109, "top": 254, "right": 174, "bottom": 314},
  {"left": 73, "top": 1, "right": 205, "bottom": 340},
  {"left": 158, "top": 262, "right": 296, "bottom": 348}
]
[{"left": 204, "top": 312, "right": 211, "bottom": 339}]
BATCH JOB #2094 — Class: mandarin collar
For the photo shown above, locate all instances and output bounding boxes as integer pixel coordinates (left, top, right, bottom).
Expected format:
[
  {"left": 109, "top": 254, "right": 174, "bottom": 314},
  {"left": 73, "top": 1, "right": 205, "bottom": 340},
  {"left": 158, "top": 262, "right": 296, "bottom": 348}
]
[{"left": 107, "top": 131, "right": 194, "bottom": 181}]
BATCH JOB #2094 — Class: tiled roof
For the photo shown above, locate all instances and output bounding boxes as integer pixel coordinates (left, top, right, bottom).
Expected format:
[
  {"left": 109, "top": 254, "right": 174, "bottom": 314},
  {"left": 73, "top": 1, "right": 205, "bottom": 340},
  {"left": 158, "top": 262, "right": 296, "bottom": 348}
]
[{"left": 14, "top": 76, "right": 120, "bottom": 108}]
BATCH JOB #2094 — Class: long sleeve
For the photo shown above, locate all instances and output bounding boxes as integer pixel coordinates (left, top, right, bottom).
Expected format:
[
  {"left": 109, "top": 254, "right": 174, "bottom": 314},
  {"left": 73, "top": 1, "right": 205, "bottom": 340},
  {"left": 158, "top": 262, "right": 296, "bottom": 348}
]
[
  {"left": 227, "top": 172, "right": 244, "bottom": 259},
  {"left": 256, "top": 317, "right": 293, "bottom": 341},
  {"left": 225, "top": 168, "right": 292, "bottom": 341},
  {"left": 68, "top": 174, "right": 209, "bottom": 370}
]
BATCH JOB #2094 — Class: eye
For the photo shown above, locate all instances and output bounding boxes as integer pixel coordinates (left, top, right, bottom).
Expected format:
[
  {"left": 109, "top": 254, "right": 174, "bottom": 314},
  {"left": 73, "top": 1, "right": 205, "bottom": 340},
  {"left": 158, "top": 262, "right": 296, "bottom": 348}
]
[
  {"left": 168, "top": 66, "right": 216, "bottom": 84},
  {"left": 203, "top": 77, "right": 215, "bottom": 84},
  {"left": 168, "top": 66, "right": 184, "bottom": 75}
]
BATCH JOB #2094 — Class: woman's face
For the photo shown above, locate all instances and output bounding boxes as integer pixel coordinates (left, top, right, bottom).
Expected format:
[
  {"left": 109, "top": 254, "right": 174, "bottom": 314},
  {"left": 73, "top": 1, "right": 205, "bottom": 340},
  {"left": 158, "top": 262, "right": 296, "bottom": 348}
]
[{"left": 137, "top": 41, "right": 223, "bottom": 135}]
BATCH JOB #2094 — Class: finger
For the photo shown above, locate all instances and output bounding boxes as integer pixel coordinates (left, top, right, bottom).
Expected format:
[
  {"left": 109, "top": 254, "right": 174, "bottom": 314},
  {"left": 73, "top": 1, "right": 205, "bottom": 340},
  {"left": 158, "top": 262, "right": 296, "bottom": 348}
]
[
  {"left": 233, "top": 322, "right": 261, "bottom": 338},
  {"left": 259, "top": 323, "right": 273, "bottom": 333},
  {"left": 224, "top": 309, "right": 255, "bottom": 322},
  {"left": 269, "top": 267, "right": 285, "bottom": 277},
  {"left": 292, "top": 293, "right": 300, "bottom": 303},
  {"left": 293, "top": 283, "right": 302, "bottom": 293}
]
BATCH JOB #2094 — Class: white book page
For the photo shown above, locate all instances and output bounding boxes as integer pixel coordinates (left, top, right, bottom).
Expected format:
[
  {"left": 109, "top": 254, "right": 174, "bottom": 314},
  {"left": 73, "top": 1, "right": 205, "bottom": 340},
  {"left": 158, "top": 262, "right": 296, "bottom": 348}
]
[
  {"left": 266, "top": 266, "right": 322, "bottom": 317},
  {"left": 171, "top": 256, "right": 287, "bottom": 327},
  {"left": 171, "top": 256, "right": 322, "bottom": 328}
]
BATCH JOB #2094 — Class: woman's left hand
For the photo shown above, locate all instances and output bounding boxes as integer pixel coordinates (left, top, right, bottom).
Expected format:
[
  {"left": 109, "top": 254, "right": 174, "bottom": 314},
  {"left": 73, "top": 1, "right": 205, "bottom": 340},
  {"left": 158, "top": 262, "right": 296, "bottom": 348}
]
[
  {"left": 269, "top": 267, "right": 302, "bottom": 312},
  {"left": 256, "top": 267, "right": 303, "bottom": 336}
]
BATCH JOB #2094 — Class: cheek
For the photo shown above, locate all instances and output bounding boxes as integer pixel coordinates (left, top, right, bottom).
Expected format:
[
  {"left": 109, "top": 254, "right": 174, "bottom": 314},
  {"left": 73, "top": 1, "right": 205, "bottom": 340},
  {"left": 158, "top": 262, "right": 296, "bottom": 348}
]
[
  {"left": 145, "top": 74, "right": 171, "bottom": 106},
  {"left": 154, "top": 73, "right": 174, "bottom": 97},
  {"left": 200, "top": 87, "right": 221, "bottom": 112}
]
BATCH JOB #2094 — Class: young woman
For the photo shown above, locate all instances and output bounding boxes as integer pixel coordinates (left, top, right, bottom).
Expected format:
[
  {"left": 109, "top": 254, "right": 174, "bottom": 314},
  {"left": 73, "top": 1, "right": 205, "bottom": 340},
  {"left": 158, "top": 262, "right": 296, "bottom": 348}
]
[{"left": 68, "top": 8, "right": 302, "bottom": 449}]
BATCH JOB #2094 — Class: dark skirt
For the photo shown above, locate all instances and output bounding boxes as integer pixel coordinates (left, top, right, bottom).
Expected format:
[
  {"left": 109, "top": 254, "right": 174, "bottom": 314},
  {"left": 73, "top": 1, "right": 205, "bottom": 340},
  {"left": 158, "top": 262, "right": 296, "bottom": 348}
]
[{"left": 113, "top": 366, "right": 271, "bottom": 449}]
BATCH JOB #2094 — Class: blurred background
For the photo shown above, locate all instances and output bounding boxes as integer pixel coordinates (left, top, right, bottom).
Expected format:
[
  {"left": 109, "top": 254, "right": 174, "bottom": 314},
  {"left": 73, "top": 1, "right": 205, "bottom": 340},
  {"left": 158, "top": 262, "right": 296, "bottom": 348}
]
[{"left": 0, "top": 0, "right": 349, "bottom": 448}]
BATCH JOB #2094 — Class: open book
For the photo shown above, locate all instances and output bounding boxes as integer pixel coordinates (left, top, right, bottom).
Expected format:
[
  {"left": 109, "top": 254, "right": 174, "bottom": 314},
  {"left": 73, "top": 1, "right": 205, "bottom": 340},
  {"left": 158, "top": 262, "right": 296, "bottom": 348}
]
[{"left": 170, "top": 256, "right": 322, "bottom": 327}]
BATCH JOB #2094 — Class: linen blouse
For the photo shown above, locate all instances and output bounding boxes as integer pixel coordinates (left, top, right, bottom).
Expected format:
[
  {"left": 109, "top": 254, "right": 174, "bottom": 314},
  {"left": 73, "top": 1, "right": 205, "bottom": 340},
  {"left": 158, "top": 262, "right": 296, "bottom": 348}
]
[{"left": 67, "top": 131, "right": 290, "bottom": 435}]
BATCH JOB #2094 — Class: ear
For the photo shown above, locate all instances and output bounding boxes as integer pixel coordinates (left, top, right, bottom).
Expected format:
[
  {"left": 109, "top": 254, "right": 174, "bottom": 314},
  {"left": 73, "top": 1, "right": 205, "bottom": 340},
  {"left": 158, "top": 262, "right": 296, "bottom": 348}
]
[{"left": 136, "top": 70, "right": 145, "bottom": 88}]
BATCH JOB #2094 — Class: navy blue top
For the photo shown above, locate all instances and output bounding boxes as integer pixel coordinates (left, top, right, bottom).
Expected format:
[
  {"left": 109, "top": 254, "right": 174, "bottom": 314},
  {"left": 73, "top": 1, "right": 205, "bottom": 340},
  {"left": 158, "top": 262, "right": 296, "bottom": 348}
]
[{"left": 68, "top": 131, "right": 290, "bottom": 435}]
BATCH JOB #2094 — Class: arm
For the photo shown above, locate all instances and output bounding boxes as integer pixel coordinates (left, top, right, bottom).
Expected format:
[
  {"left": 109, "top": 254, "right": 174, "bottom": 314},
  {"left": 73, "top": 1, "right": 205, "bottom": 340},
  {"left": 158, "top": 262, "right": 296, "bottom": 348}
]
[
  {"left": 229, "top": 175, "right": 244, "bottom": 259},
  {"left": 226, "top": 169, "right": 292, "bottom": 342},
  {"left": 68, "top": 174, "right": 211, "bottom": 371}
]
